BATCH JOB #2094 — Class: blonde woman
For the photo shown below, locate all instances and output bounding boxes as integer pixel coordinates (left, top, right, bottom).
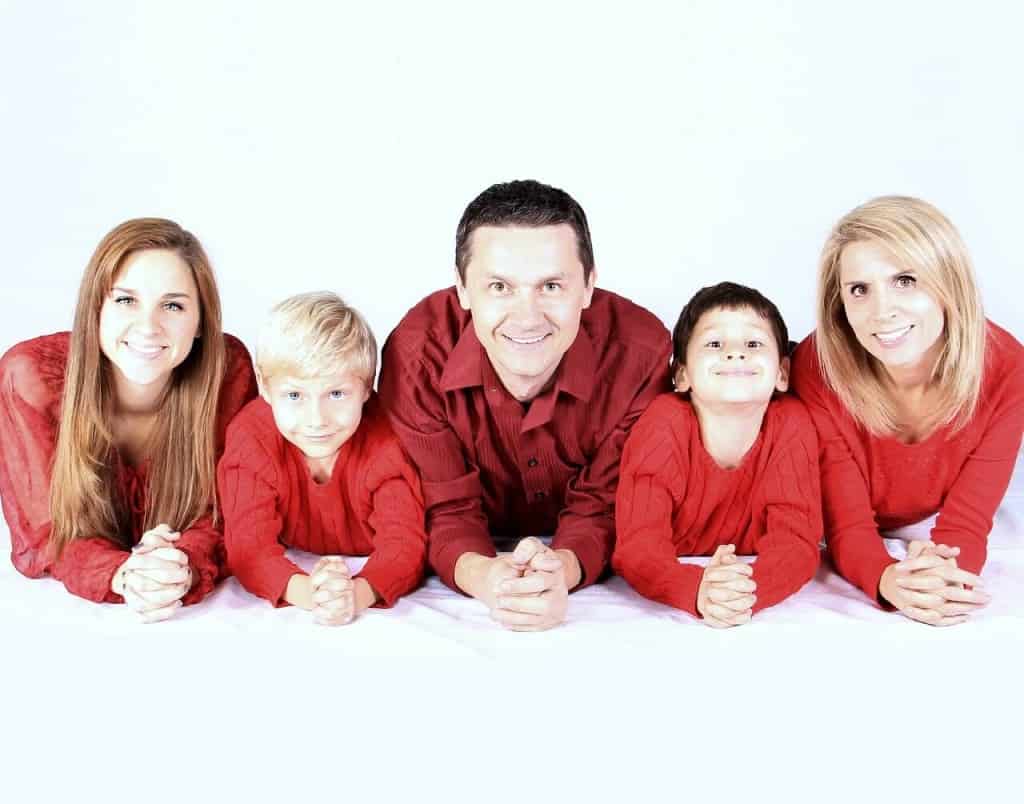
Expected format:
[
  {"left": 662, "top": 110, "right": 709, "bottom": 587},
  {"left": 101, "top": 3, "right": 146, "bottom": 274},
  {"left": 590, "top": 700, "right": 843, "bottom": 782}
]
[
  {"left": 792, "top": 196, "right": 1024, "bottom": 625},
  {"left": 0, "top": 218, "right": 257, "bottom": 621}
]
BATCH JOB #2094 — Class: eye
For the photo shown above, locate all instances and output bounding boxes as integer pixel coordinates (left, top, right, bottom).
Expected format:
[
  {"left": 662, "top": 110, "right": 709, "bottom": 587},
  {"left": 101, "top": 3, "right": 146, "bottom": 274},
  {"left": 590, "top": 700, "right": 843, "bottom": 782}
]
[
  {"left": 329, "top": 390, "right": 348, "bottom": 400},
  {"left": 163, "top": 301, "right": 185, "bottom": 312},
  {"left": 705, "top": 340, "right": 722, "bottom": 349},
  {"left": 894, "top": 274, "right": 916, "bottom": 289},
  {"left": 746, "top": 340, "right": 764, "bottom": 349},
  {"left": 114, "top": 295, "right": 135, "bottom": 306},
  {"left": 543, "top": 281, "right": 562, "bottom": 292},
  {"left": 285, "top": 391, "right": 301, "bottom": 401},
  {"left": 489, "top": 281, "right": 507, "bottom": 294},
  {"left": 848, "top": 283, "right": 867, "bottom": 298}
]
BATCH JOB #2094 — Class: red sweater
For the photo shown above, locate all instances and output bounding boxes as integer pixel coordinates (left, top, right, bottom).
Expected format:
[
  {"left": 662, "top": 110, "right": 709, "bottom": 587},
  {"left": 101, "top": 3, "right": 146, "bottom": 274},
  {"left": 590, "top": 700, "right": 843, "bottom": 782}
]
[
  {"left": 0, "top": 332, "right": 257, "bottom": 603},
  {"left": 217, "top": 394, "right": 427, "bottom": 607},
  {"left": 613, "top": 393, "right": 822, "bottom": 616},
  {"left": 791, "top": 322, "right": 1024, "bottom": 603}
]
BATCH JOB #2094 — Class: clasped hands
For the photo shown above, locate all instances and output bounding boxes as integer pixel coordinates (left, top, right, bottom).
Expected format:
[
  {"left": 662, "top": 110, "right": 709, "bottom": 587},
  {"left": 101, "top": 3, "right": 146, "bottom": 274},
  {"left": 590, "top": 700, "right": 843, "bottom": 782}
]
[
  {"left": 475, "top": 537, "right": 574, "bottom": 631},
  {"left": 697, "top": 544, "right": 756, "bottom": 628},
  {"left": 879, "top": 540, "right": 990, "bottom": 627},
  {"left": 113, "top": 523, "right": 193, "bottom": 624}
]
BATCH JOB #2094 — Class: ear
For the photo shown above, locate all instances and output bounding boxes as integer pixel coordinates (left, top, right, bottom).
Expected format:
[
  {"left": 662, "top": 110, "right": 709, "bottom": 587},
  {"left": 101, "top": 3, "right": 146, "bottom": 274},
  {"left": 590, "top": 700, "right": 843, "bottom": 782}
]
[
  {"left": 361, "top": 382, "right": 372, "bottom": 404},
  {"left": 776, "top": 356, "right": 791, "bottom": 393},
  {"left": 674, "top": 364, "right": 691, "bottom": 392},
  {"left": 454, "top": 265, "right": 471, "bottom": 311},
  {"left": 582, "top": 265, "right": 597, "bottom": 309}
]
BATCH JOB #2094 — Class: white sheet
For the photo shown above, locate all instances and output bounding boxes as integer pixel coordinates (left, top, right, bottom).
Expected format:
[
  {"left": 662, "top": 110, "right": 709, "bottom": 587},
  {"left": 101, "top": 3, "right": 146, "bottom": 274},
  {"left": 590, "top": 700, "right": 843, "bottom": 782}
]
[{"left": 3, "top": 454, "right": 1022, "bottom": 801}]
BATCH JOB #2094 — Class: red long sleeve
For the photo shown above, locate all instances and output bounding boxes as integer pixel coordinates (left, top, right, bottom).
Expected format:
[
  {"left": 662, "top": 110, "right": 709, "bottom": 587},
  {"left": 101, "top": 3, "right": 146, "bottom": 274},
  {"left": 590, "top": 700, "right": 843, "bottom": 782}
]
[
  {"left": 0, "top": 332, "right": 257, "bottom": 603},
  {"left": 378, "top": 287, "right": 671, "bottom": 590},
  {"left": 613, "top": 393, "right": 822, "bottom": 617},
  {"left": 791, "top": 322, "right": 1024, "bottom": 604},
  {"left": 218, "top": 394, "right": 427, "bottom": 607}
]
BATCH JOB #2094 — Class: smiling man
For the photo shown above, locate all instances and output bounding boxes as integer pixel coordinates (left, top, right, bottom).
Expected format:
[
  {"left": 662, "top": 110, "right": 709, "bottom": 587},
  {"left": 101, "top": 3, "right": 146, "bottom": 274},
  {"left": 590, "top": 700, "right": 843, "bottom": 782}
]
[{"left": 379, "top": 180, "right": 671, "bottom": 630}]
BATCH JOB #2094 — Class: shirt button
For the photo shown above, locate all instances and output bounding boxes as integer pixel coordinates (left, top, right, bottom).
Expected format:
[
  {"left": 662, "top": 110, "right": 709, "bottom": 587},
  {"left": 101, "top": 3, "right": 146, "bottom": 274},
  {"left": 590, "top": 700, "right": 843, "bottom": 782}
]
[
  {"left": 535, "top": 491, "right": 546, "bottom": 501},
  {"left": 527, "top": 457, "right": 538, "bottom": 467}
]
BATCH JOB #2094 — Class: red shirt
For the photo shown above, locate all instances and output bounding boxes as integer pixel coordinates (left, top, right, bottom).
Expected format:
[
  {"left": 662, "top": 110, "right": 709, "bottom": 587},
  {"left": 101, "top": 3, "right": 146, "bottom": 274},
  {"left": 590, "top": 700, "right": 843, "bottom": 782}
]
[
  {"left": 613, "top": 393, "right": 822, "bottom": 616},
  {"left": 217, "top": 394, "right": 427, "bottom": 607},
  {"left": 791, "top": 322, "right": 1024, "bottom": 603},
  {"left": 379, "top": 287, "right": 672, "bottom": 590},
  {"left": 0, "top": 332, "right": 257, "bottom": 603}
]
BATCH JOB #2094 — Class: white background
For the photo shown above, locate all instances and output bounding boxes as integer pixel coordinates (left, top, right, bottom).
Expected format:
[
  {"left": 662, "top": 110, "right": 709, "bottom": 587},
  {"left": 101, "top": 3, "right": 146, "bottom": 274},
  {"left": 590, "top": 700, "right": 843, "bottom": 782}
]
[
  {"left": 2, "top": 2, "right": 1023, "bottom": 801},
  {"left": 1, "top": 0, "right": 1022, "bottom": 360}
]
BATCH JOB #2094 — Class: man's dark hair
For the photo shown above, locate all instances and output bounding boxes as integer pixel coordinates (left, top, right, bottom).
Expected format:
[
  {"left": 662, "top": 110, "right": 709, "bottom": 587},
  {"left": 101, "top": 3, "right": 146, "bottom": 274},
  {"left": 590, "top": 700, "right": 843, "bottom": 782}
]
[
  {"left": 455, "top": 180, "right": 595, "bottom": 283},
  {"left": 671, "top": 282, "right": 790, "bottom": 384}
]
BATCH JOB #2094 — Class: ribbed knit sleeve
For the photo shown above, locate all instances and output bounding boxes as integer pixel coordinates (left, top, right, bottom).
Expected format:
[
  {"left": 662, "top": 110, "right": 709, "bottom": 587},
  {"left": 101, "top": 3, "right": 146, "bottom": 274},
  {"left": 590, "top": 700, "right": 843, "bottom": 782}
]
[
  {"left": 218, "top": 402, "right": 300, "bottom": 606},
  {"left": 791, "top": 339, "right": 896, "bottom": 604},
  {"left": 613, "top": 399, "right": 704, "bottom": 615},
  {"left": 378, "top": 336, "right": 494, "bottom": 591},
  {"left": 356, "top": 435, "right": 428, "bottom": 607},
  {"left": 748, "top": 400, "right": 822, "bottom": 611},
  {"left": 925, "top": 330, "right": 1024, "bottom": 574},
  {"left": 553, "top": 337, "right": 672, "bottom": 588}
]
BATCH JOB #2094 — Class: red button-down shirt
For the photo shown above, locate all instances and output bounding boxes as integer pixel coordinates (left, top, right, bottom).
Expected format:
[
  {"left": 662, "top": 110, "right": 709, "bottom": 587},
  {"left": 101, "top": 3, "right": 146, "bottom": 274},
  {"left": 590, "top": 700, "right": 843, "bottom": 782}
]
[{"left": 379, "top": 287, "right": 671, "bottom": 590}]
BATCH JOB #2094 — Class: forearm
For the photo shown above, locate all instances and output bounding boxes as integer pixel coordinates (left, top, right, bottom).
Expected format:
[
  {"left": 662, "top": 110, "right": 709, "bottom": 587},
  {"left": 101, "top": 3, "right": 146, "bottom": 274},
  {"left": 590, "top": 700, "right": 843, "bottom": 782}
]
[
  {"left": 284, "top": 573, "right": 313, "bottom": 610},
  {"left": 453, "top": 551, "right": 494, "bottom": 599},
  {"left": 353, "top": 578, "right": 377, "bottom": 613},
  {"left": 555, "top": 548, "right": 583, "bottom": 591}
]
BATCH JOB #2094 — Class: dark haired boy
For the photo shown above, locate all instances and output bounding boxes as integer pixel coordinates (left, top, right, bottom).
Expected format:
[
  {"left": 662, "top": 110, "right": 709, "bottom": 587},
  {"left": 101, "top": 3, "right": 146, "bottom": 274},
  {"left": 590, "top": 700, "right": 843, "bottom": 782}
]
[
  {"left": 379, "top": 179, "right": 671, "bottom": 631},
  {"left": 613, "top": 282, "right": 822, "bottom": 626}
]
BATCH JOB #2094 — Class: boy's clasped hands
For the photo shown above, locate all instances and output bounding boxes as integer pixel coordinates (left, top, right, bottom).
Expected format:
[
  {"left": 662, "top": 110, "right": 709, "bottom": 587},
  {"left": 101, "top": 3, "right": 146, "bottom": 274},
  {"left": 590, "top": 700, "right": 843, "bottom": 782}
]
[{"left": 697, "top": 544, "right": 756, "bottom": 628}]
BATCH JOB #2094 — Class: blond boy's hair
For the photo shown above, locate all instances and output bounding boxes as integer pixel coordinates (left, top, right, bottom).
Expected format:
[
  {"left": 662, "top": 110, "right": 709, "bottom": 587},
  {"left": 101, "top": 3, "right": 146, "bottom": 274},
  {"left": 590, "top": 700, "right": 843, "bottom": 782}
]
[{"left": 257, "top": 291, "right": 377, "bottom": 386}]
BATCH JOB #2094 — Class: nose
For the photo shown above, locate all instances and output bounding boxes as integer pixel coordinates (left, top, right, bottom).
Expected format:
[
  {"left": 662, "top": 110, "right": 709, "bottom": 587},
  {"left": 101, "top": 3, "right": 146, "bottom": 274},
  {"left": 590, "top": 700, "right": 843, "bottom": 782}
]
[
  {"left": 511, "top": 288, "right": 544, "bottom": 328},
  {"left": 308, "top": 399, "right": 326, "bottom": 429},
  {"left": 725, "top": 344, "right": 746, "bottom": 360},
  {"left": 135, "top": 305, "right": 162, "bottom": 335},
  {"left": 868, "top": 285, "right": 895, "bottom": 321}
]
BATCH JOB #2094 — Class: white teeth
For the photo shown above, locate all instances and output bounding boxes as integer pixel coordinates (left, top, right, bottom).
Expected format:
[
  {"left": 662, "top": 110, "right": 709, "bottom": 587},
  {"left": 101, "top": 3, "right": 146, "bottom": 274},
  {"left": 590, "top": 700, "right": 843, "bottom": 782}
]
[
  {"left": 505, "top": 335, "right": 546, "bottom": 345},
  {"left": 125, "top": 343, "right": 164, "bottom": 355},
  {"left": 875, "top": 325, "right": 912, "bottom": 343}
]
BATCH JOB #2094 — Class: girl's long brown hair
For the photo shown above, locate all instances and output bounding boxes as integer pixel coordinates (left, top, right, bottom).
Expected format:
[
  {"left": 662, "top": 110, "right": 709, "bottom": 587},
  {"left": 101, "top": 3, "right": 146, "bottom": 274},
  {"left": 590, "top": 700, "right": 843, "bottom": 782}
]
[{"left": 49, "top": 218, "right": 226, "bottom": 556}]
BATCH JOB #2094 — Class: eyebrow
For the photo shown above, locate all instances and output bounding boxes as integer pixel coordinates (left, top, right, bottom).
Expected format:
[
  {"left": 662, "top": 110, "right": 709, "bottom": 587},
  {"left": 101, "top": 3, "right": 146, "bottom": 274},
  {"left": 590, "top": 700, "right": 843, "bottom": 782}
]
[
  {"left": 484, "top": 272, "right": 568, "bottom": 284},
  {"left": 111, "top": 286, "right": 194, "bottom": 299}
]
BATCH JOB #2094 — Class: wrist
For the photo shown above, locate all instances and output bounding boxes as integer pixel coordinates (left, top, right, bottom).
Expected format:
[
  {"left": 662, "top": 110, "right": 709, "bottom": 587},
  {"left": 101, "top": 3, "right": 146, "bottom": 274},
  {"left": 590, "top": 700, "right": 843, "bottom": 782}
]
[
  {"left": 353, "top": 577, "right": 377, "bottom": 612},
  {"left": 454, "top": 552, "right": 492, "bottom": 599},
  {"left": 555, "top": 549, "right": 583, "bottom": 590},
  {"left": 284, "top": 573, "right": 313, "bottom": 610}
]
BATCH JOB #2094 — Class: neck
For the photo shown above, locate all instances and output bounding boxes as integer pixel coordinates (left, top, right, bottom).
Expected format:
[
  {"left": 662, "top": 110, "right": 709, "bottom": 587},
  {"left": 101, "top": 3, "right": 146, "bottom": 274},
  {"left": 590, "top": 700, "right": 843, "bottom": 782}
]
[
  {"left": 492, "top": 362, "right": 560, "bottom": 403},
  {"left": 690, "top": 397, "right": 768, "bottom": 469},
  {"left": 112, "top": 372, "right": 170, "bottom": 415}
]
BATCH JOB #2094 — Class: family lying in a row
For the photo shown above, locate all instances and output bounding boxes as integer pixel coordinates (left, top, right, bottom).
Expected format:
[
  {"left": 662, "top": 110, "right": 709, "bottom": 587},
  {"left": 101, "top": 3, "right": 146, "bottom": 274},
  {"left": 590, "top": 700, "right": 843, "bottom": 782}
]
[{"left": 1, "top": 180, "right": 1020, "bottom": 629}]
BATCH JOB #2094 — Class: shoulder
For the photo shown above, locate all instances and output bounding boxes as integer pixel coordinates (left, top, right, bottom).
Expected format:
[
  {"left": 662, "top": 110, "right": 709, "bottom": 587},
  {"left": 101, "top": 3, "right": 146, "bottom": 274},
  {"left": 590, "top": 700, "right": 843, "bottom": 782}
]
[
  {"left": 583, "top": 289, "right": 671, "bottom": 359},
  {"left": 984, "top": 320, "right": 1024, "bottom": 377},
  {"left": 631, "top": 392, "right": 695, "bottom": 444},
  {"left": 0, "top": 332, "right": 71, "bottom": 409},
  {"left": 352, "top": 394, "right": 421, "bottom": 483},
  {"left": 383, "top": 288, "right": 469, "bottom": 367},
  {"left": 222, "top": 332, "right": 256, "bottom": 378},
  {"left": 765, "top": 394, "right": 817, "bottom": 443},
  {"left": 223, "top": 397, "right": 282, "bottom": 463}
]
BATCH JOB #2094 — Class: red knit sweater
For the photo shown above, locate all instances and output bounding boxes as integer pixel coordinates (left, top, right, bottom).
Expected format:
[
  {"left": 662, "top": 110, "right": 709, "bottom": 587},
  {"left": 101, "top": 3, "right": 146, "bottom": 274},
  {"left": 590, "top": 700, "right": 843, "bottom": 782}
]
[
  {"left": 613, "top": 393, "right": 822, "bottom": 617},
  {"left": 791, "top": 321, "right": 1024, "bottom": 604},
  {"left": 0, "top": 332, "right": 257, "bottom": 603},
  {"left": 217, "top": 394, "right": 427, "bottom": 607}
]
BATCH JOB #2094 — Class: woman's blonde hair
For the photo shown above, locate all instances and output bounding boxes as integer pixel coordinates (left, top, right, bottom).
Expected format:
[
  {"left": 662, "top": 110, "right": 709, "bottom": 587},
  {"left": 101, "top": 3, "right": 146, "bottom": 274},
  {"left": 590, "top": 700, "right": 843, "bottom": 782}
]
[
  {"left": 49, "top": 218, "right": 226, "bottom": 556},
  {"left": 815, "top": 195, "right": 986, "bottom": 437},
  {"left": 256, "top": 292, "right": 377, "bottom": 387}
]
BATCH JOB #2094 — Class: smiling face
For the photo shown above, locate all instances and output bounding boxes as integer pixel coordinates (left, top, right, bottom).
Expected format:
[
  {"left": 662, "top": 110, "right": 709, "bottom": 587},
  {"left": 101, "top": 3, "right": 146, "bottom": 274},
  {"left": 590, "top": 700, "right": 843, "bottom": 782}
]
[
  {"left": 676, "top": 306, "right": 789, "bottom": 408},
  {"left": 98, "top": 248, "right": 201, "bottom": 400},
  {"left": 455, "top": 224, "right": 595, "bottom": 401},
  {"left": 260, "top": 370, "right": 370, "bottom": 467},
  {"left": 838, "top": 241, "right": 946, "bottom": 377}
]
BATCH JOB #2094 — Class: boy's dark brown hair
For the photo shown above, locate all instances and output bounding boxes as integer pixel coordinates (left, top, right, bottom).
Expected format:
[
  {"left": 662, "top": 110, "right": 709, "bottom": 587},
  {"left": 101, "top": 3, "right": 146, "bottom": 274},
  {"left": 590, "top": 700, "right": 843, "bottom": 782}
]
[
  {"left": 671, "top": 281, "right": 790, "bottom": 386},
  {"left": 455, "top": 179, "right": 595, "bottom": 283}
]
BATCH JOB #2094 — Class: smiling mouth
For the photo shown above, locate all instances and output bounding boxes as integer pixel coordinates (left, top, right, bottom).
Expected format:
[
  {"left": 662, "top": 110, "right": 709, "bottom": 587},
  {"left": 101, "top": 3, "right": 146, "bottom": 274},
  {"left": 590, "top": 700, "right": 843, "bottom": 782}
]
[
  {"left": 502, "top": 334, "right": 550, "bottom": 346},
  {"left": 123, "top": 342, "right": 166, "bottom": 359},
  {"left": 303, "top": 433, "right": 336, "bottom": 441},
  {"left": 874, "top": 325, "right": 913, "bottom": 345},
  {"left": 715, "top": 369, "right": 758, "bottom": 376}
]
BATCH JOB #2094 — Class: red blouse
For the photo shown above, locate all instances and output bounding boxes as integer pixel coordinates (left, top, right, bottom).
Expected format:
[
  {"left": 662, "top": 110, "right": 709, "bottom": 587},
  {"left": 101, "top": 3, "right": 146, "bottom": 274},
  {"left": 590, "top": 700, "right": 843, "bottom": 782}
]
[
  {"left": 217, "top": 394, "right": 427, "bottom": 607},
  {"left": 791, "top": 322, "right": 1024, "bottom": 603},
  {"left": 613, "top": 393, "right": 822, "bottom": 616},
  {"left": 0, "top": 332, "right": 258, "bottom": 604}
]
